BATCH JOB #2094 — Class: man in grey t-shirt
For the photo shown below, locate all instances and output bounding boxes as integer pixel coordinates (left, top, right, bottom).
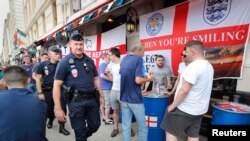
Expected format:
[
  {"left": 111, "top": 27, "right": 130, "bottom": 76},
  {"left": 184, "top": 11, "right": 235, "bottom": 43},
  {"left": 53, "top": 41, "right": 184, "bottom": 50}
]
[{"left": 143, "top": 55, "right": 172, "bottom": 92}]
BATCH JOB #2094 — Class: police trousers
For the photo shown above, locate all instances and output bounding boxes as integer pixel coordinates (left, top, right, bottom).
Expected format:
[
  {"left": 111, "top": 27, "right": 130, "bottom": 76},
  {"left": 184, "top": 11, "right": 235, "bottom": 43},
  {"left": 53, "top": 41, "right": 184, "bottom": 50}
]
[
  {"left": 68, "top": 97, "right": 100, "bottom": 141},
  {"left": 44, "top": 91, "right": 67, "bottom": 120}
]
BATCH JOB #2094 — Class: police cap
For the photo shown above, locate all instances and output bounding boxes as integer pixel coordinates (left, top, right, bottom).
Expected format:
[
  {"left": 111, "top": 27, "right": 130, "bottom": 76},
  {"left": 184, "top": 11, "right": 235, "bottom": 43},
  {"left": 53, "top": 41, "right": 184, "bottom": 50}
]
[
  {"left": 70, "top": 30, "right": 84, "bottom": 41},
  {"left": 50, "top": 46, "right": 61, "bottom": 53}
]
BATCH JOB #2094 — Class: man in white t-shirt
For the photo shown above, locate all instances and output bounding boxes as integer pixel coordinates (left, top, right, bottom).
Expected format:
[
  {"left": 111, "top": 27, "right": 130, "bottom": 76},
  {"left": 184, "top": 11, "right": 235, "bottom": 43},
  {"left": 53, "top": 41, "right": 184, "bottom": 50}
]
[
  {"left": 106, "top": 48, "right": 135, "bottom": 137},
  {"left": 161, "top": 40, "right": 214, "bottom": 141},
  {"left": 166, "top": 51, "right": 188, "bottom": 96}
]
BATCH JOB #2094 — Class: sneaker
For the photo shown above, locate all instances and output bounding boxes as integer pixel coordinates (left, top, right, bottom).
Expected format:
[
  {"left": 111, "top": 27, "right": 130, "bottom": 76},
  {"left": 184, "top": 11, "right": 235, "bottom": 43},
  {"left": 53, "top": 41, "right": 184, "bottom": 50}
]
[
  {"left": 105, "top": 119, "right": 113, "bottom": 125},
  {"left": 111, "top": 129, "right": 119, "bottom": 137},
  {"left": 131, "top": 128, "right": 135, "bottom": 137}
]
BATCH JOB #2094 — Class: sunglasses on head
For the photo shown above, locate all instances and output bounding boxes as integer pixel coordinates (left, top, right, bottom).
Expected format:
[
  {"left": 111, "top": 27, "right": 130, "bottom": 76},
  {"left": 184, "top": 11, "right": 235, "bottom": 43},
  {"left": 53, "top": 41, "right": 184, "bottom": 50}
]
[
  {"left": 181, "top": 53, "right": 187, "bottom": 58},
  {"left": 71, "top": 33, "right": 83, "bottom": 41}
]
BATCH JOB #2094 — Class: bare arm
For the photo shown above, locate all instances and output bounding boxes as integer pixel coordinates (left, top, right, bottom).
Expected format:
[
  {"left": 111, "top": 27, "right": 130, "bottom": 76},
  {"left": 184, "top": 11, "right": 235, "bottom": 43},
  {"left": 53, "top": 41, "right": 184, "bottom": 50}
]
[
  {"left": 35, "top": 74, "right": 43, "bottom": 93},
  {"left": 94, "top": 77, "right": 104, "bottom": 105},
  {"left": 53, "top": 80, "right": 66, "bottom": 122},
  {"left": 94, "top": 77, "right": 104, "bottom": 96},
  {"left": 135, "top": 73, "right": 154, "bottom": 84},
  {"left": 168, "top": 80, "right": 192, "bottom": 112},
  {"left": 100, "top": 73, "right": 112, "bottom": 81}
]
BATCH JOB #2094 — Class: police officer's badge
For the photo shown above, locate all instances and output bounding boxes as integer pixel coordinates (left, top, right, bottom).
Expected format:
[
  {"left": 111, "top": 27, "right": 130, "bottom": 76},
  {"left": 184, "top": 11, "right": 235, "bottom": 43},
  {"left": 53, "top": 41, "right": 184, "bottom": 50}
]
[
  {"left": 146, "top": 13, "right": 164, "bottom": 36},
  {"left": 44, "top": 66, "right": 49, "bottom": 75},
  {"left": 203, "top": 0, "right": 231, "bottom": 25},
  {"left": 71, "top": 69, "right": 78, "bottom": 78}
]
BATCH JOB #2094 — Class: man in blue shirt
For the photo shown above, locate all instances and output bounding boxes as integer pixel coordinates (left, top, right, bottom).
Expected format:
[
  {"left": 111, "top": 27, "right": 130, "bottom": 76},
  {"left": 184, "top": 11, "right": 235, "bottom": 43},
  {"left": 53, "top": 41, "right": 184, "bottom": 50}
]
[
  {"left": 53, "top": 31, "right": 104, "bottom": 141},
  {"left": 98, "top": 53, "right": 113, "bottom": 124},
  {"left": 21, "top": 55, "right": 36, "bottom": 93},
  {"left": 0, "top": 66, "right": 47, "bottom": 141},
  {"left": 35, "top": 46, "right": 70, "bottom": 135},
  {"left": 120, "top": 43, "right": 154, "bottom": 141}
]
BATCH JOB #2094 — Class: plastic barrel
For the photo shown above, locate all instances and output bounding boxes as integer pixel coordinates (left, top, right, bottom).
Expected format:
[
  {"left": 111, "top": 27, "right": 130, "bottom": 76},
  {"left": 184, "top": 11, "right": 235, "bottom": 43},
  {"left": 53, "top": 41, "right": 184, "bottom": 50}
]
[
  {"left": 212, "top": 102, "right": 250, "bottom": 125},
  {"left": 143, "top": 95, "right": 169, "bottom": 141}
]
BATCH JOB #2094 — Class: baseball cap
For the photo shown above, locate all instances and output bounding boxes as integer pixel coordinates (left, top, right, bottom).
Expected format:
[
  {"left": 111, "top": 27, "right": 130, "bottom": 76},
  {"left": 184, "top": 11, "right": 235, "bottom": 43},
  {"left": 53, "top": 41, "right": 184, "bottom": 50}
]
[
  {"left": 50, "top": 46, "right": 61, "bottom": 53},
  {"left": 70, "top": 30, "right": 83, "bottom": 41}
]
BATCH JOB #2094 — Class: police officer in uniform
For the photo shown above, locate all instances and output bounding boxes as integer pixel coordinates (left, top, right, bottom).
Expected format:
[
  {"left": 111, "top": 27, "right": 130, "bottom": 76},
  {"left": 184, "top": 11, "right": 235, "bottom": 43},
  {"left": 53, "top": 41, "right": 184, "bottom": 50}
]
[
  {"left": 35, "top": 46, "right": 70, "bottom": 135},
  {"left": 53, "top": 31, "right": 104, "bottom": 141}
]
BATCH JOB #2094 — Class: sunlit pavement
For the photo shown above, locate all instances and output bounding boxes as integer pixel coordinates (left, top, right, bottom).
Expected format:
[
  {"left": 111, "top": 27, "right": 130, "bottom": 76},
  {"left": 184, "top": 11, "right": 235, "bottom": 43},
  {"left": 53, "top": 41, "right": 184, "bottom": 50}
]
[
  {"left": 46, "top": 117, "right": 207, "bottom": 141},
  {"left": 46, "top": 118, "right": 139, "bottom": 141}
]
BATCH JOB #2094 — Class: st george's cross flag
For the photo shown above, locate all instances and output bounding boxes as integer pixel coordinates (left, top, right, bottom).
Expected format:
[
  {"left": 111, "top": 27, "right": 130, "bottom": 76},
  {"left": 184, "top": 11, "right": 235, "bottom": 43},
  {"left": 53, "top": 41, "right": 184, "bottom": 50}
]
[{"left": 140, "top": 0, "right": 250, "bottom": 79}]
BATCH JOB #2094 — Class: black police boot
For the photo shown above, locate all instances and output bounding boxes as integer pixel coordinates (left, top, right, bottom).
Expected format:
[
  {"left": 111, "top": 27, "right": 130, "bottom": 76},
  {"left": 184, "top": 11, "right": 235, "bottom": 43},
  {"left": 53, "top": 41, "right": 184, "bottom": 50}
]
[
  {"left": 47, "top": 118, "right": 54, "bottom": 129},
  {"left": 59, "top": 123, "right": 70, "bottom": 136}
]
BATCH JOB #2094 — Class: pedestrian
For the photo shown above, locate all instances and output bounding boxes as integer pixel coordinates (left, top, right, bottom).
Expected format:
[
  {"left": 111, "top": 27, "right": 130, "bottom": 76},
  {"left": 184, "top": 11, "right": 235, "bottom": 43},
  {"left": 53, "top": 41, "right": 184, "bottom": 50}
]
[
  {"left": 20, "top": 55, "right": 36, "bottom": 93},
  {"left": 53, "top": 31, "right": 104, "bottom": 141},
  {"left": 32, "top": 53, "right": 49, "bottom": 81},
  {"left": 98, "top": 53, "right": 113, "bottom": 125},
  {"left": 35, "top": 46, "right": 70, "bottom": 135},
  {"left": 0, "top": 66, "right": 48, "bottom": 141},
  {"left": 165, "top": 50, "right": 188, "bottom": 96},
  {"left": 142, "top": 55, "right": 172, "bottom": 93},
  {"left": 120, "top": 43, "right": 154, "bottom": 141},
  {"left": 161, "top": 40, "right": 214, "bottom": 141}
]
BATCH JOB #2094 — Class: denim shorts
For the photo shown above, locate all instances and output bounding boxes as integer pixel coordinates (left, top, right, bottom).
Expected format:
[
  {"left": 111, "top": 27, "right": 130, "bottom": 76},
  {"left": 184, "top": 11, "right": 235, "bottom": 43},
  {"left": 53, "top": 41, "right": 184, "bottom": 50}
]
[{"left": 160, "top": 108, "right": 203, "bottom": 138}]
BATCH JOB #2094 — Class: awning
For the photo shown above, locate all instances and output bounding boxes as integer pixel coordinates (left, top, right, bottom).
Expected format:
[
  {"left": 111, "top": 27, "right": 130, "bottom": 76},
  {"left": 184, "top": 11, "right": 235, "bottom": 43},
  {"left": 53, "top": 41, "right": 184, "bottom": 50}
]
[{"left": 35, "top": 0, "right": 134, "bottom": 46}]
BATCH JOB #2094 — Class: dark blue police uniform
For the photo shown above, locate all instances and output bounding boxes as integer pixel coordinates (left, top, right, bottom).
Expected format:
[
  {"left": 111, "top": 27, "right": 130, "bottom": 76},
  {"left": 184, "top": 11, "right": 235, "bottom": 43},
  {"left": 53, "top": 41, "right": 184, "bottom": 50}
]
[
  {"left": 55, "top": 53, "right": 100, "bottom": 141},
  {"left": 36, "top": 60, "right": 68, "bottom": 135},
  {"left": 36, "top": 60, "right": 60, "bottom": 119},
  {"left": 0, "top": 88, "right": 47, "bottom": 141}
]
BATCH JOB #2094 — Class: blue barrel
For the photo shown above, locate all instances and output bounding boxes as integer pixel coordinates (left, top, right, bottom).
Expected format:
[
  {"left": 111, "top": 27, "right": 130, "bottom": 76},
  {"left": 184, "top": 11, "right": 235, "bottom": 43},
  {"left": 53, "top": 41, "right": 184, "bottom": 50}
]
[
  {"left": 212, "top": 102, "right": 250, "bottom": 125},
  {"left": 143, "top": 95, "right": 169, "bottom": 141}
]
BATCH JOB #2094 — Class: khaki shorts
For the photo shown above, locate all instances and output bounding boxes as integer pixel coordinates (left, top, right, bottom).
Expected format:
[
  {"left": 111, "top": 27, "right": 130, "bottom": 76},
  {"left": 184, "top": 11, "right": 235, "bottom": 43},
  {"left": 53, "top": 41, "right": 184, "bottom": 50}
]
[
  {"left": 110, "top": 90, "right": 120, "bottom": 110},
  {"left": 160, "top": 108, "right": 203, "bottom": 138},
  {"left": 103, "top": 90, "right": 111, "bottom": 108}
]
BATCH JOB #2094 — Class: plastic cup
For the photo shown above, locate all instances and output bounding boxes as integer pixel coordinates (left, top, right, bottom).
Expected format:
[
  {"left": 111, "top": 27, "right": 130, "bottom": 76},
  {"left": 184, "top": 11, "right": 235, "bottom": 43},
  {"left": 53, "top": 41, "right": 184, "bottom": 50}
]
[
  {"left": 233, "top": 95, "right": 240, "bottom": 103},
  {"left": 222, "top": 96, "right": 229, "bottom": 102}
]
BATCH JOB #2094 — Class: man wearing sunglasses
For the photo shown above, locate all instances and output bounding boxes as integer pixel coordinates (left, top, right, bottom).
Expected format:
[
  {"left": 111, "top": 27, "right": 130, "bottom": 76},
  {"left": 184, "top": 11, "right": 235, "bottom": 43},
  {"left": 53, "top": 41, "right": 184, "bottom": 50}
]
[
  {"left": 161, "top": 40, "right": 214, "bottom": 141},
  {"left": 53, "top": 31, "right": 104, "bottom": 141}
]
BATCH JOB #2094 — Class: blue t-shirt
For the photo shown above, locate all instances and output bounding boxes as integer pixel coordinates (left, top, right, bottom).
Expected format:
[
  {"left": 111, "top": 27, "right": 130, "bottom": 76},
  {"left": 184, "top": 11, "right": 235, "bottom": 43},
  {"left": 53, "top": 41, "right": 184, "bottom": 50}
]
[
  {"left": 120, "top": 54, "right": 144, "bottom": 104},
  {"left": 54, "top": 53, "right": 98, "bottom": 91},
  {"left": 0, "top": 70, "right": 3, "bottom": 80},
  {"left": 98, "top": 63, "right": 112, "bottom": 90},
  {"left": 21, "top": 64, "right": 36, "bottom": 84},
  {"left": 0, "top": 88, "right": 47, "bottom": 141}
]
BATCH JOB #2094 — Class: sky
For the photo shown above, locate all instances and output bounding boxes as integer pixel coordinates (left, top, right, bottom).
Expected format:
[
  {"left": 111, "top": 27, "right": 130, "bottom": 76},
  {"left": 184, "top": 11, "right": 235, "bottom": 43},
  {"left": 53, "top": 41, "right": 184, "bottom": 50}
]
[{"left": 0, "top": 0, "right": 10, "bottom": 54}]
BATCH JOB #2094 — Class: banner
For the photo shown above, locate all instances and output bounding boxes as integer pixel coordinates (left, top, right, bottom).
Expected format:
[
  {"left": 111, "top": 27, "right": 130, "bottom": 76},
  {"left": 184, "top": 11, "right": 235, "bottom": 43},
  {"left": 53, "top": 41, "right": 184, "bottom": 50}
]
[
  {"left": 84, "top": 24, "right": 126, "bottom": 68},
  {"left": 140, "top": 0, "right": 250, "bottom": 79}
]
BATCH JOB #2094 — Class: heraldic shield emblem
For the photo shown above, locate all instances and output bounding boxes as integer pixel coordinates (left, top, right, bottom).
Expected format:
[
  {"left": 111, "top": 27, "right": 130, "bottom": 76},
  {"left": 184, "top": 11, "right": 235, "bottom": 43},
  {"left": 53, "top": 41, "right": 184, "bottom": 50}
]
[{"left": 203, "top": 0, "right": 231, "bottom": 25}]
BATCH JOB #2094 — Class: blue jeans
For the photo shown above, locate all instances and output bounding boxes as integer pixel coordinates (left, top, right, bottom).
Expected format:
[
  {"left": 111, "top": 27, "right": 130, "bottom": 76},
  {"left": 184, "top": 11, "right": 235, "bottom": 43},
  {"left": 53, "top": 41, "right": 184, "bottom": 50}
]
[{"left": 121, "top": 102, "right": 148, "bottom": 141}]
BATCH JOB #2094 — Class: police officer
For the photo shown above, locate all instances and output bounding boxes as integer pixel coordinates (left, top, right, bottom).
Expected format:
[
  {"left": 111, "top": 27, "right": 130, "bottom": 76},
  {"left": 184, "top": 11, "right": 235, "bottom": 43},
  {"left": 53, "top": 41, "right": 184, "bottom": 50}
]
[
  {"left": 53, "top": 31, "right": 104, "bottom": 141},
  {"left": 35, "top": 46, "right": 70, "bottom": 135},
  {"left": 0, "top": 66, "right": 48, "bottom": 141}
]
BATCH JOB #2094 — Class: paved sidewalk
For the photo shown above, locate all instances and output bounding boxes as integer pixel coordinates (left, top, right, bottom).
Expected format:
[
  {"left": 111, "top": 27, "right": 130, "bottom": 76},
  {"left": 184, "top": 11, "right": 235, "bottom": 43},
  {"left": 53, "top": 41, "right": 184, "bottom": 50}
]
[
  {"left": 46, "top": 119, "right": 139, "bottom": 141},
  {"left": 46, "top": 119, "right": 207, "bottom": 141}
]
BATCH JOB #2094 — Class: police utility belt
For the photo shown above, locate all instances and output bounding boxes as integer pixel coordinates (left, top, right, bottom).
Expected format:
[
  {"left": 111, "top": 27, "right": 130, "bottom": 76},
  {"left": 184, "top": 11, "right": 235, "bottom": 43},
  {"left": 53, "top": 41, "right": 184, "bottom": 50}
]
[
  {"left": 73, "top": 90, "right": 95, "bottom": 101},
  {"left": 42, "top": 86, "right": 53, "bottom": 92}
]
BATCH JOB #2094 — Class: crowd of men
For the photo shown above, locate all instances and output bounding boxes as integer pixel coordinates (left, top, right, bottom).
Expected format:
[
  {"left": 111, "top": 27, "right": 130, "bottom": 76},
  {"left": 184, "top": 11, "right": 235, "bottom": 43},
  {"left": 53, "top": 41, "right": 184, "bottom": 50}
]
[{"left": 0, "top": 32, "right": 214, "bottom": 141}]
